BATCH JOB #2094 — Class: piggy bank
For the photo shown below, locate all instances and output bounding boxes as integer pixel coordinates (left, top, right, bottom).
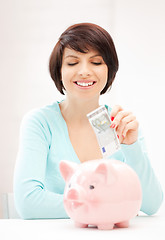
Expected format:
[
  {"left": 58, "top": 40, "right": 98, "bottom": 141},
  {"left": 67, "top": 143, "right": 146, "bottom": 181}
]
[{"left": 59, "top": 159, "right": 142, "bottom": 230}]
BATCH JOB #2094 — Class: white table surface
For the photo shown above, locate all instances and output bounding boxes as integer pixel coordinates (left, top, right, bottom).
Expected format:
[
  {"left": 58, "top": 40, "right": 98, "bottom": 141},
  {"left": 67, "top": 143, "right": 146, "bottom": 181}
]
[{"left": 1, "top": 209, "right": 165, "bottom": 240}]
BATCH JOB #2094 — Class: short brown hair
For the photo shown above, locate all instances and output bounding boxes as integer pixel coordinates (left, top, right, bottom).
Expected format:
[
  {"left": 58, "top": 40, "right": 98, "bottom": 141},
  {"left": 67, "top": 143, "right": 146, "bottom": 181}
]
[{"left": 49, "top": 23, "right": 119, "bottom": 95}]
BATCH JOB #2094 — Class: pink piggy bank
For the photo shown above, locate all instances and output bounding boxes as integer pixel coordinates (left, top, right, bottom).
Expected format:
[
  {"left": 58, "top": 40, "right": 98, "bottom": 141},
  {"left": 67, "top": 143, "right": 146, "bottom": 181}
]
[{"left": 60, "top": 159, "right": 142, "bottom": 230}]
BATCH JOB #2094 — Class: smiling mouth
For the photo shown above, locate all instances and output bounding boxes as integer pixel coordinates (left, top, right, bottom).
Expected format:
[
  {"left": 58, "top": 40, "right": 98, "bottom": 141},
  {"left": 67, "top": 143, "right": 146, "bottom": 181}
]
[{"left": 74, "top": 81, "right": 96, "bottom": 87}]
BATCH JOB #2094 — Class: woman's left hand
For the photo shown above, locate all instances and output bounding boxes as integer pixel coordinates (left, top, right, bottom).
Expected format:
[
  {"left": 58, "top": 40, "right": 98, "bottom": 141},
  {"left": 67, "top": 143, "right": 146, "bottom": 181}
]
[{"left": 110, "top": 105, "right": 139, "bottom": 145}]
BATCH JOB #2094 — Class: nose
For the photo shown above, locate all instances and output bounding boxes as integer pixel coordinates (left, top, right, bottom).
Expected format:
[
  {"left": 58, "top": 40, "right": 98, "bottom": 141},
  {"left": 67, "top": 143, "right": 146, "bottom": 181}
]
[
  {"left": 67, "top": 188, "right": 79, "bottom": 200},
  {"left": 78, "top": 62, "right": 91, "bottom": 78}
]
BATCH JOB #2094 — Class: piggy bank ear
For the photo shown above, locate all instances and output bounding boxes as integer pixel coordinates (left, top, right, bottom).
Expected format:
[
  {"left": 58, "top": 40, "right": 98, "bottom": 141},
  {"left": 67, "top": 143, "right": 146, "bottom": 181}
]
[
  {"left": 59, "top": 160, "right": 78, "bottom": 182},
  {"left": 95, "top": 162, "right": 117, "bottom": 185}
]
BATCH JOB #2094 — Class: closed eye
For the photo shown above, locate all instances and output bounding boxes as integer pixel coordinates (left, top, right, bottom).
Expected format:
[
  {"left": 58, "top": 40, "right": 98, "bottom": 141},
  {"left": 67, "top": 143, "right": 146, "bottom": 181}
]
[
  {"left": 67, "top": 63, "right": 78, "bottom": 66},
  {"left": 91, "top": 62, "right": 102, "bottom": 65}
]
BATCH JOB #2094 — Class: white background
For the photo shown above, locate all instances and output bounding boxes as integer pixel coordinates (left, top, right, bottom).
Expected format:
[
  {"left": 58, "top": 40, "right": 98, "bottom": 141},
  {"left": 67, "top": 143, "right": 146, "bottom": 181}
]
[{"left": 0, "top": 0, "right": 165, "bottom": 218}]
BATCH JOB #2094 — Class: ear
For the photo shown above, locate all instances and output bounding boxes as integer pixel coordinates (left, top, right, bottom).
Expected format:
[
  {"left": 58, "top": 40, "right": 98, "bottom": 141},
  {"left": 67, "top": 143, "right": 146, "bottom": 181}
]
[
  {"left": 95, "top": 163, "right": 107, "bottom": 176},
  {"left": 95, "top": 162, "right": 117, "bottom": 185},
  {"left": 59, "top": 160, "right": 78, "bottom": 182}
]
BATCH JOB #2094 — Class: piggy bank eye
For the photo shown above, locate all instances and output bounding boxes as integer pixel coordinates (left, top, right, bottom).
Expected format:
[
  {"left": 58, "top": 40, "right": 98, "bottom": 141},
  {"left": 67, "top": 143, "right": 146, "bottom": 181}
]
[{"left": 89, "top": 185, "right": 95, "bottom": 190}]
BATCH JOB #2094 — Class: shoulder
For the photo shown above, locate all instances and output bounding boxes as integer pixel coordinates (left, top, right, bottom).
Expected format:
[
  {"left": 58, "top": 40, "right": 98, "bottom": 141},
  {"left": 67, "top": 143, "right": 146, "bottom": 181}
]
[
  {"left": 22, "top": 101, "right": 61, "bottom": 123},
  {"left": 20, "top": 101, "right": 62, "bottom": 133}
]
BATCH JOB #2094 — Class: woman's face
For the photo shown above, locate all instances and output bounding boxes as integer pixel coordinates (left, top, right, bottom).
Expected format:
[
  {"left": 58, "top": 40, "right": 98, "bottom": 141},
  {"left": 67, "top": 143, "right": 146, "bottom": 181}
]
[{"left": 61, "top": 47, "right": 108, "bottom": 101}]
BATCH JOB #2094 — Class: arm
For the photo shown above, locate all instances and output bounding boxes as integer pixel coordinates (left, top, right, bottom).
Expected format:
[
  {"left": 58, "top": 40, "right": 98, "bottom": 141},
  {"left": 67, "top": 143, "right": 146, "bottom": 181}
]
[
  {"left": 109, "top": 105, "right": 163, "bottom": 215},
  {"left": 121, "top": 128, "right": 163, "bottom": 215},
  {"left": 14, "top": 110, "right": 69, "bottom": 219}
]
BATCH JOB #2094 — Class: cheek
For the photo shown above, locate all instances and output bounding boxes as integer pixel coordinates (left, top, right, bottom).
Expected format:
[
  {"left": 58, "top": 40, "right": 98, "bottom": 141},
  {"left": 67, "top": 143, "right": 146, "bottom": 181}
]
[
  {"left": 61, "top": 67, "right": 74, "bottom": 87},
  {"left": 96, "top": 66, "right": 108, "bottom": 81},
  {"left": 86, "top": 191, "right": 100, "bottom": 208},
  {"left": 103, "top": 66, "right": 108, "bottom": 79},
  {"left": 61, "top": 66, "right": 68, "bottom": 82}
]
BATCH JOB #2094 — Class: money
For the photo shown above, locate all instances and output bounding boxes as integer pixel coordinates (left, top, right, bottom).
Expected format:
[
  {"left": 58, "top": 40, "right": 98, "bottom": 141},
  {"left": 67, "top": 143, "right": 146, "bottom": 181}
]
[{"left": 87, "top": 106, "right": 120, "bottom": 158}]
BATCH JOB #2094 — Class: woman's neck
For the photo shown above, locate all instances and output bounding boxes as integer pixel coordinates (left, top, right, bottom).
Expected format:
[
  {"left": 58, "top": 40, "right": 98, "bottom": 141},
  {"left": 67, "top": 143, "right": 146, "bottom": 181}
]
[{"left": 59, "top": 97, "right": 100, "bottom": 125}]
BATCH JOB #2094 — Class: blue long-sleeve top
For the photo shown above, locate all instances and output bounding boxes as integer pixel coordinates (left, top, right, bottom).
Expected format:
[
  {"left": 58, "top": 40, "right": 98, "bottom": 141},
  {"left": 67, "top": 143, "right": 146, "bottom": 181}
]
[{"left": 13, "top": 101, "right": 163, "bottom": 219}]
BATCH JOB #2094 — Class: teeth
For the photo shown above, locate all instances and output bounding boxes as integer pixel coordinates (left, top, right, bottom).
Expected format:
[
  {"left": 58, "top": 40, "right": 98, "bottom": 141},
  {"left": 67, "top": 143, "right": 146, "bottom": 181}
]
[{"left": 76, "top": 82, "right": 94, "bottom": 87}]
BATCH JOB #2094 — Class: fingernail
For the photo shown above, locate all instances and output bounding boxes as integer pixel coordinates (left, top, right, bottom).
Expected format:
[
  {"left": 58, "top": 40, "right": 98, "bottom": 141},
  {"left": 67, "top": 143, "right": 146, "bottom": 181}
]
[
  {"left": 111, "top": 124, "right": 116, "bottom": 128},
  {"left": 111, "top": 116, "right": 114, "bottom": 121},
  {"left": 122, "top": 135, "right": 125, "bottom": 138},
  {"left": 117, "top": 135, "right": 119, "bottom": 139}
]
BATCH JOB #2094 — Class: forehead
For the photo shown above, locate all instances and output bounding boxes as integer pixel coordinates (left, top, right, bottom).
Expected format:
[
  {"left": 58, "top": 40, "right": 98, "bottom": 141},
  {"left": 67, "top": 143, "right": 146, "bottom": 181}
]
[{"left": 63, "top": 47, "right": 101, "bottom": 58}]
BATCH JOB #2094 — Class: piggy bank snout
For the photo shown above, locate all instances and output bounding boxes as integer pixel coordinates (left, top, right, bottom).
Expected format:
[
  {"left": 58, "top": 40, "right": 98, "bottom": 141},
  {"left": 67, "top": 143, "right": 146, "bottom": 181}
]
[{"left": 67, "top": 188, "right": 79, "bottom": 200}]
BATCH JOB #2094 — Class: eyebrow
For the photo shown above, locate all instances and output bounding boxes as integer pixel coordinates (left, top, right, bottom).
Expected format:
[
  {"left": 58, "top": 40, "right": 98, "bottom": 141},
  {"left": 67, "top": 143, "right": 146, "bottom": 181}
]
[
  {"left": 64, "top": 55, "right": 78, "bottom": 59},
  {"left": 64, "top": 54, "right": 102, "bottom": 59}
]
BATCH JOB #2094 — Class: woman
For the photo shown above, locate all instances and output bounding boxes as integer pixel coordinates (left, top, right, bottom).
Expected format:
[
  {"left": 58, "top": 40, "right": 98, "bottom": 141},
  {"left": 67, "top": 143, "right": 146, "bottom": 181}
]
[{"left": 14, "top": 23, "right": 163, "bottom": 219}]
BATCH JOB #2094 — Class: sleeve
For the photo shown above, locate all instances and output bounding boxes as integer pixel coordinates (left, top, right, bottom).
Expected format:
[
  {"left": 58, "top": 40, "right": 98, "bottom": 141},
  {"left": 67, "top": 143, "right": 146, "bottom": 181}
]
[
  {"left": 13, "top": 110, "right": 69, "bottom": 219},
  {"left": 121, "top": 128, "right": 164, "bottom": 215}
]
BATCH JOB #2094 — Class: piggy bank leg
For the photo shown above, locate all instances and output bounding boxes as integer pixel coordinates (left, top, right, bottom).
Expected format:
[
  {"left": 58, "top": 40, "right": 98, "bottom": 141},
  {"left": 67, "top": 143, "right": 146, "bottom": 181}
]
[
  {"left": 115, "top": 220, "right": 129, "bottom": 228},
  {"left": 75, "top": 222, "right": 88, "bottom": 228},
  {"left": 97, "top": 223, "right": 114, "bottom": 230}
]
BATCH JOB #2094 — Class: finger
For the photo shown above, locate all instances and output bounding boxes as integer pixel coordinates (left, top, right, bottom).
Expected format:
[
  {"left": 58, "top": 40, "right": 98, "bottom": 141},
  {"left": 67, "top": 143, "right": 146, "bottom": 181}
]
[
  {"left": 116, "top": 114, "right": 136, "bottom": 137},
  {"left": 122, "top": 120, "right": 139, "bottom": 138},
  {"left": 110, "top": 105, "right": 123, "bottom": 121},
  {"left": 110, "top": 110, "right": 132, "bottom": 129}
]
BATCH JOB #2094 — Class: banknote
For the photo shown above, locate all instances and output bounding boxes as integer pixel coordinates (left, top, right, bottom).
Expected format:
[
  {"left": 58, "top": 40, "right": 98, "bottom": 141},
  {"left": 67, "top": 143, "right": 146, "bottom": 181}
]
[{"left": 87, "top": 106, "right": 121, "bottom": 158}]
